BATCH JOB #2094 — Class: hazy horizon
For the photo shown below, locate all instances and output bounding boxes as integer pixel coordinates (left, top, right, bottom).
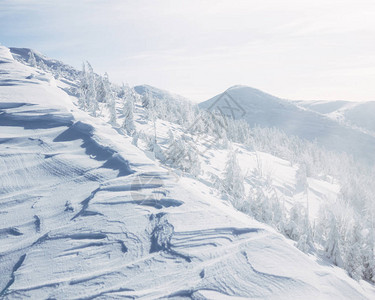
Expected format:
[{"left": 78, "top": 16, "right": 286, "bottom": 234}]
[{"left": 1, "top": 0, "right": 374, "bottom": 102}]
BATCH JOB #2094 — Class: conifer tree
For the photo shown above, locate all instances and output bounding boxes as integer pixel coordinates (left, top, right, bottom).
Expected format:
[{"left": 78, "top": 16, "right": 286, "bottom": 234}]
[
  {"left": 223, "top": 151, "right": 245, "bottom": 204},
  {"left": 345, "top": 222, "right": 364, "bottom": 280},
  {"left": 28, "top": 50, "right": 37, "bottom": 67},
  {"left": 85, "top": 62, "right": 99, "bottom": 115},
  {"left": 122, "top": 94, "right": 135, "bottom": 136},
  {"left": 362, "top": 225, "right": 375, "bottom": 281},
  {"left": 325, "top": 213, "right": 344, "bottom": 267}
]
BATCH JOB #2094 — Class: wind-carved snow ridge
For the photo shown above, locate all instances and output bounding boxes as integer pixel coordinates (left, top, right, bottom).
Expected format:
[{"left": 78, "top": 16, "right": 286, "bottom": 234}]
[
  {"left": 0, "top": 254, "right": 26, "bottom": 297},
  {"left": 1, "top": 44, "right": 375, "bottom": 299}
]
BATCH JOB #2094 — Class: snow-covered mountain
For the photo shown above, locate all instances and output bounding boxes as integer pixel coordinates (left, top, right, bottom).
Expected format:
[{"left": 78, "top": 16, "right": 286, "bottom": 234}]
[
  {"left": 295, "top": 99, "right": 375, "bottom": 135},
  {"left": 200, "top": 86, "right": 375, "bottom": 165},
  {"left": 134, "top": 84, "right": 189, "bottom": 103},
  {"left": 1, "top": 45, "right": 375, "bottom": 299}
]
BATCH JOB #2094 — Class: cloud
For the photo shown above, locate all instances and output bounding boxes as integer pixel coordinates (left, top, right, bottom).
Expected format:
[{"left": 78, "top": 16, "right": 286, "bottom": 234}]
[{"left": 1, "top": 0, "right": 374, "bottom": 101}]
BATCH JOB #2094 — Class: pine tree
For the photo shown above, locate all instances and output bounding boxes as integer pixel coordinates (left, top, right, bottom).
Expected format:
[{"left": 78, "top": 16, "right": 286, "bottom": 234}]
[
  {"left": 122, "top": 96, "right": 135, "bottom": 136},
  {"left": 297, "top": 234, "right": 310, "bottom": 253},
  {"left": 78, "top": 62, "right": 99, "bottom": 115},
  {"left": 117, "top": 83, "right": 128, "bottom": 99},
  {"left": 164, "top": 135, "right": 200, "bottom": 176},
  {"left": 223, "top": 151, "right": 245, "bottom": 205},
  {"left": 78, "top": 62, "right": 89, "bottom": 109},
  {"left": 54, "top": 65, "right": 62, "bottom": 79},
  {"left": 37, "top": 59, "right": 47, "bottom": 71},
  {"left": 142, "top": 91, "right": 151, "bottom": 108},
  {"left": 285, "top": 203, "right": 302, "bottom": 241},
  {"left": 315, "top": 205, "right": 330, "bottom": 245},
  {"left": 132, "top": 132, "right": 139, "bottom": 147},
  {"left": 28, "top": 50, "right": 37, "bottom": 67},
  {"left": 325, "top": 213, "right": 344, "bottom": 267},
  {"left": 271, "top": 193, "right": 286, "bottom": 233},
  {"left": 85, "top": 62, "right": 98, "bottom": 115},
  {"left": 96, "top": 77, "right": 107, "bottom": 103},
  {"left": 345, "top": 222, "right": 364, "bottom": 280},
  {"left": 362, "top": 226, "right": 375, "bottom": 281},
  {"left": 153, "top": 142, "right": 165, "bottom": 161},
  {"left": 102, "top": 73, "right": 116, "bottom": 124},
  {"left": 248, "top": 186, "right": 272, "bottom": 224}
]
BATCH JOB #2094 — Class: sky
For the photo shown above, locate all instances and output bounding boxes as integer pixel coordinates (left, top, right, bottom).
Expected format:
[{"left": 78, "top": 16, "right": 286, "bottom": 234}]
[{"left": 1, "top": 0, "right": 375, "bottom": 102}]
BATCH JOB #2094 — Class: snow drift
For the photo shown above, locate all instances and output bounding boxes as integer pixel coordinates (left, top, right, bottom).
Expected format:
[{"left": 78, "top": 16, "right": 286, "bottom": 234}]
[{"left": 1, "top": 45, "right": 375, "bottom": 299}]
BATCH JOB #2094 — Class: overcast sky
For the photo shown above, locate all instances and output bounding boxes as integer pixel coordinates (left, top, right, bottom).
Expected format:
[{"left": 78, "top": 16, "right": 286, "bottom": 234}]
[{"left": 1, "top": 0, "right": 374, "bottom": 102}]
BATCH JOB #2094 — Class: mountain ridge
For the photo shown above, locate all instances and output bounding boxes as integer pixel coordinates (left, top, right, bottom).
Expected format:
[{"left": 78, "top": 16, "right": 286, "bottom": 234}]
[
  {"left": 199, "top": 85, "right": 375, "bottom": 165},
  {"left": 1, "top": 45, "right": 375, "bottom": 298}
]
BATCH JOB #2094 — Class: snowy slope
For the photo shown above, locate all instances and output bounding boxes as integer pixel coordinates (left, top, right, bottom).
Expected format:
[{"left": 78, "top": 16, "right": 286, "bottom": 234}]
[
  {"left": 9, "top": 47, "right": 81, "bottom": 82},
  {"left": 134, "top": 84, "right": 189, "bottom": 103},
  {"left": 1, "top": 45, "right": 375, "bottom": 299},
  {"left": 295, "top": 100, "right": 375, "bottom": 135},
  {"left": 293, "top": 100, "right": 353, "bottom": 116},
  {"left": 200, "top": 86, "right": 375, "bottom": 165}
]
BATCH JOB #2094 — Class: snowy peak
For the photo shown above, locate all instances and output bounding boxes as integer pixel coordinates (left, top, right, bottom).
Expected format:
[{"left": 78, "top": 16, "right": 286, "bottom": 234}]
[
  {"left": 224, "top": 85, "right": 288, "bottom": 104},
  {"left": 200, "top": 86, "right": 375, "bottom": 165}
]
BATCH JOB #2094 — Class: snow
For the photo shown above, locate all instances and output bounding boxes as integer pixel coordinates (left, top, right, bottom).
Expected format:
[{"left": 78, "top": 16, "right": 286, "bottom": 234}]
[
  {"left": 134, "top": 84, "right": 189, "bottom": 103},
  {"left": 200, "top": 86, "right": 375, "bottom": 165},
  {"left": 295, "top": 99, "right": 375, "bottom": 135},
  {"left": 1, "top": 45, "right": 375, "bottom": 299}
]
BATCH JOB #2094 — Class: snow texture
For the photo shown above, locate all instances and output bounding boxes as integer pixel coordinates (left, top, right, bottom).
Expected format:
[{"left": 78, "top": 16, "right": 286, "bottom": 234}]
[{"left": 1, "top": 45, "right": 374, "bottom": 299}]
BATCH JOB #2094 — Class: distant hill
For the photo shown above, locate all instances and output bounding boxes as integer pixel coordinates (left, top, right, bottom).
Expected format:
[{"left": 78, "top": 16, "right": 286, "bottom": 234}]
[
  {"left": 295, "top": 99, "right": 375, "bottom": 134},
  {"left": 200, "top": 85, "right": 375, "bottom": 165},
  {"left": 134, "top": 84, "right": 189, "bottom": 103}
]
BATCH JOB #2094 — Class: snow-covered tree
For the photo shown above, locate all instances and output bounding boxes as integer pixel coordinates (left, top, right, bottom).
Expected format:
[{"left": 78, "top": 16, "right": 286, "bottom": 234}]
[
  {"left": 132, "top": 131, "right": 140, "bottom": 147},
  {"left": 142, "top": 91, "right": 152, "bottom": 108},
  {"left": 222, "top": 151, "right": 245, "bottom": 204},
  {"left": 285, "top": 203, "right": 303, "bottom": 241},
  {"left": 122, "top": 99, "right": 135, "bottom": 135},
  {"left": 122, "top": 90, "right": 135, "bottom": 135},
  {"left": 86, "top": 63, "right": 99, "bottom": 115},
  {"left": 78, "top": 62, "right": 99, "bottom": 115},
  {"left": 164, "top": 134, "right": 200, "bottom": 176},
  {"left": 297, "top": 234, "right": 310, "bottom": 253},
  {"left": 37, "top": 59, "right": 47, "bottom": 71},
  {"left": 345, "top": 222, "right": 364, "bottom": 280},
  {"left": 296, "top": 213, "right": 314, "bottom": 253},
  {"left": 248, "top": 185, "right": 273, "bottom": 224},
  {"left": 54, "top": 65, "right": 62, "bottom": 79},
  {"left": 96, "top": 77, "right": 107, "bottom": 103},
  {"left": 28, "top": 50, "right": 37, "bottom": 67},
  {"left": 362, "top": 226, "right": 375, "bottom": 281},
  {"left": 103, "top": 73, "right": 116, "bottom": 124},
  {"left": 117, "top": 83, "right": 128, "bottom": 99},
  {"left": 153, "top": 142, "right": 165, "bottom": 161},
  {"left": 69, "top": 56, "right": 375, "bottom": 281},
  {"left": 78, "top": 62, "right": 89, "bottom": 109},
  {"left": 271, "top": 194, "right": 286, "bottom": 233},
  {"left": 325, "top": 213, "right": 344, "bottom": 267}
]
